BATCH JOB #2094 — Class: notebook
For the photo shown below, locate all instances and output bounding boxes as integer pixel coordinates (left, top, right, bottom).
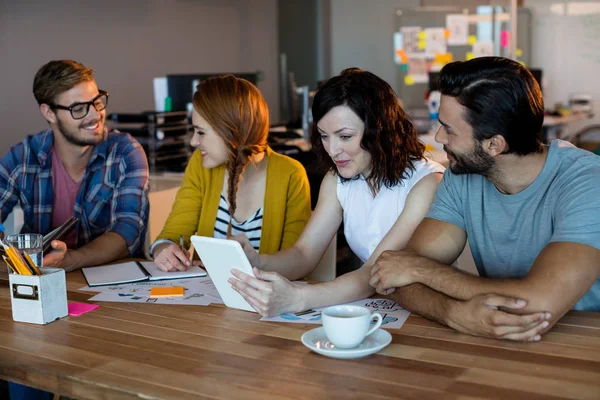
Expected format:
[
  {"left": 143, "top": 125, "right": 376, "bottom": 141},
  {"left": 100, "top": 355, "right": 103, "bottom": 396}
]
[{"left": 81, "top": 261, "right": 207, "bottom": 287}]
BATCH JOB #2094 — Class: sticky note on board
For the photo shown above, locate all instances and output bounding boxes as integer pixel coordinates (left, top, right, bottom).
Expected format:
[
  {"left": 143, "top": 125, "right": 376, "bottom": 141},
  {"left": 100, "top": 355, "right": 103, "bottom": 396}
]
[
  {"left": 418, "top": 31, "right": 426, "bottom": 40},
  {"left": 418, "top": 40, "right": 426, "bottom": 50},
  {"left": 516, "top": 48, "right": 523, "bottom": 57},
  {"left": 466, "top": 52, "right": 475, "bottom": 61},
  {"left": 500, "top": 30, "right": 510, "bottom": 48},
  {"left": 400, "top": 63, "right": 409, "bottom": 72},
  {"left": 468, "top": 35, "right": 477, "bottom": 46},
  {"left": 443, "top": 29, "right": 451, "bottom": 39},
  {"left": 396, "top": 49, "right": 408, "bottom": 64},
  {"left": 404, "top": 75, "right": 415, "bottom": 86},
  {"left": 68, "top": 302, "right": 100, "bottom": 316},
  {"left": 434, "top": 53, "right": 453, "bottom": 64},
  {"left": 150, "top": 286, "right": 185, "bottom": 298}
]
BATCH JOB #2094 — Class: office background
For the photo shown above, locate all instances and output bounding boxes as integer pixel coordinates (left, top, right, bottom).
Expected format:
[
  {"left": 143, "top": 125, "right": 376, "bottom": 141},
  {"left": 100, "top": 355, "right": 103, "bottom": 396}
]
[{"left": 1, "top": 0, "right": 599, "bottom": 157}]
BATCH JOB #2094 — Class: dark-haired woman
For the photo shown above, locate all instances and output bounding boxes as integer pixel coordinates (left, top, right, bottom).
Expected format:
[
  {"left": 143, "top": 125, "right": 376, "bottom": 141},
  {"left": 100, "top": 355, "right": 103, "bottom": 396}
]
[
  {"left": 230, "top": 68, "right": 444, "bottom": 316},
  {"left": 151, "top": 75, "right": 311, "bottom": 272}
]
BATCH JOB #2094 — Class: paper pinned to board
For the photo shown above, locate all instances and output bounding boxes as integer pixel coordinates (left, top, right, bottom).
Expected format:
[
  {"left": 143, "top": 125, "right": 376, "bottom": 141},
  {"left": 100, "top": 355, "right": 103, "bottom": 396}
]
[
  {"left": 446, "top": 14, "right": 469, "bottom": 45},
  {"left": 473, "top": 40, "right": 494, "bottom": 58},
  {"left": 401, "top": 26, "right": 423, "bottom": 56},
  {"left": 393, "top": 32, "right": 405, "bottom": 64},
  {"left": 425, "top": 27, "right": 447, "bottom": 56}
]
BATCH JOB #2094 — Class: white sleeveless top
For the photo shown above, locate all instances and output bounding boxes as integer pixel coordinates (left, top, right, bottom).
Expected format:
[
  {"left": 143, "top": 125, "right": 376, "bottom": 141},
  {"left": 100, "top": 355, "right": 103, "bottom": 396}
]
[{"left": 337, "top": 159, "right": 445, "bottom": 262}]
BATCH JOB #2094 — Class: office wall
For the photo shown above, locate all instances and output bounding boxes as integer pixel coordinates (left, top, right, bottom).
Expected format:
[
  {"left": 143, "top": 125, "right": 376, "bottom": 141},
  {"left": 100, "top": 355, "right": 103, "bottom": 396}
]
[
  {"left": 525, "top": 0, "right": 600, "bottom": 136},
  {"left": 0, "top": 0, "right": 278, "bottom": 156}
]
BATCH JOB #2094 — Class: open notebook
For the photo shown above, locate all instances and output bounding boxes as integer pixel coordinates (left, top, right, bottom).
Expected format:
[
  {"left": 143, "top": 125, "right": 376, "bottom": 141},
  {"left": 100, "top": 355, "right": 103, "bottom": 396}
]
[{"left": 82, "top": 261, "right": 207, "bottom": 287}]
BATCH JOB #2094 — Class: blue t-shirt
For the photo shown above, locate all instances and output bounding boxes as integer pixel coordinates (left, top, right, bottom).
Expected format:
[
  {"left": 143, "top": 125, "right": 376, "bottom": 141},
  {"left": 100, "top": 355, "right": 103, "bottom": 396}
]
[{"left": 427, "top": 140, "right": 600, "bottom": 311}]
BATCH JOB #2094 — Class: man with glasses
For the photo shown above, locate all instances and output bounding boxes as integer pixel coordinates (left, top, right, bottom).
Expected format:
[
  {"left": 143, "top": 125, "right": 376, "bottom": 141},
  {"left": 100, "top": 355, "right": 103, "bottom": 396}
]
[{"left": 0, "top": 59, "right": 149, "bottom": 273}]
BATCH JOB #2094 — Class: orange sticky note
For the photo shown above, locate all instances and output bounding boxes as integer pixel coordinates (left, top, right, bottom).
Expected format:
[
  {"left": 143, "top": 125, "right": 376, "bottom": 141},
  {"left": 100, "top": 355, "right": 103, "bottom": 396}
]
[
  {"left": 396, "top": 49, "right": 408, "bottom": 63},
  {"left": 150, "top": 286, "right": 185, "bottom": 298},
  {"left": 444, "top": 29, "right": 451, "bottom": 39},
  {"left": 434, "top": 53, "right": 453, "bottom": 64}
]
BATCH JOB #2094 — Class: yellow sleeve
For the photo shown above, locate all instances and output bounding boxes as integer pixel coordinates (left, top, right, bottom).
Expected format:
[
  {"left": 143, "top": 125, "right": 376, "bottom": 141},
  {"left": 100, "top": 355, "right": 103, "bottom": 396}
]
[
  {"left": 279, "top": 164, "right": 312, "bottom": 250},
  {"left": 156, "top": 151, "right": 203, "bottom": 243}
]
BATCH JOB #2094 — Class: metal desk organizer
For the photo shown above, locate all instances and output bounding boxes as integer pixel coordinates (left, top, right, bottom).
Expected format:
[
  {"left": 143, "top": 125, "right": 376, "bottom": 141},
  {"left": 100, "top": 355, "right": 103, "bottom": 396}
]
[{"left": 9, "top": 268, "right": 68, "bottom": 324}]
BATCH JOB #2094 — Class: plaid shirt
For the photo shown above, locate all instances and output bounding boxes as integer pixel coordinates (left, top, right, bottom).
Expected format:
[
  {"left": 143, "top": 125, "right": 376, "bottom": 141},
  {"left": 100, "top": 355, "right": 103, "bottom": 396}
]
[{"left": 0, "top": 129, "right": 149, "bottom": 256}]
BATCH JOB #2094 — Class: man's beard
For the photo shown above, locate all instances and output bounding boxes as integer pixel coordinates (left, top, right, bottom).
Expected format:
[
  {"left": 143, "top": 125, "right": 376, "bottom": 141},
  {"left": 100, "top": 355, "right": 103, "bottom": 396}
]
[
  {"left": 445, "top": 140, "right": 495, "bottom": 177},
  {"left": 56, "top": 118, "right": 105, "bottom": 147}
]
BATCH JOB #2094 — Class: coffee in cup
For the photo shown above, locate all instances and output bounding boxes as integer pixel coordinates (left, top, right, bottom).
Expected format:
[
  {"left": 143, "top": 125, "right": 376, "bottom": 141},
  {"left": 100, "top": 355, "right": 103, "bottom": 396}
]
[{"left": 321, "top": 305, "right": 383, "bottom": 349}]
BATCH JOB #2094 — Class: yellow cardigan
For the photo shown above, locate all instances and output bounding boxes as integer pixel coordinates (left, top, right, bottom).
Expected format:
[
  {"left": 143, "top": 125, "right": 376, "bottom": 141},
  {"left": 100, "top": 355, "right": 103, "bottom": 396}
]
[{"left": 156, "top": 147, "right": 311, "bottom": 254}]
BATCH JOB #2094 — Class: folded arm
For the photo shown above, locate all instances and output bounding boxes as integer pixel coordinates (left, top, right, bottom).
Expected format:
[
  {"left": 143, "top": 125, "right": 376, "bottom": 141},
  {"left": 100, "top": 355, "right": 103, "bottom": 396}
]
[
  {"left": 374, "top": 218, "right": 552, "bottom": 341},
  {"left": 388, "top": 240, "right": 600, "bottom": 328},
  {"left": 58, "top": 141, "right": 149, "bottom": 271}
]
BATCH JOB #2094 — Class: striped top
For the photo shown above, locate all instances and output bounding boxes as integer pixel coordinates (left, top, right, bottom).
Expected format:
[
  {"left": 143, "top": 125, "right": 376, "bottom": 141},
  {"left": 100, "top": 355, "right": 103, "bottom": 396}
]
[{"left": 214, "top": 194, "right": 263, "bottom": 251}]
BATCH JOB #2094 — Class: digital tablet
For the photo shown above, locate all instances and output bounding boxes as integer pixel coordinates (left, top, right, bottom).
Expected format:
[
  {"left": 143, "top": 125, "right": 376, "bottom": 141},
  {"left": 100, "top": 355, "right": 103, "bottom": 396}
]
[{"left": 190, "top": 235, "right": 256, "bottom": 312}]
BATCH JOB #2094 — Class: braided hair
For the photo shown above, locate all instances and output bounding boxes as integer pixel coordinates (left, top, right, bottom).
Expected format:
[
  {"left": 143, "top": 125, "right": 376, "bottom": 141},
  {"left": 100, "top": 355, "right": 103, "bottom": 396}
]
[{"left": 192, "top": 75, "right": 269, "bottom": 235}]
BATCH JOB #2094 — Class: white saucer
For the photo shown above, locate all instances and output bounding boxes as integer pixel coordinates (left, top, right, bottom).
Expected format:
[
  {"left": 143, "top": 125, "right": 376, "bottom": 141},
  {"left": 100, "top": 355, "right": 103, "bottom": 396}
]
[{"left": 301, "top": 327, "right": 392, "bottom": 359}]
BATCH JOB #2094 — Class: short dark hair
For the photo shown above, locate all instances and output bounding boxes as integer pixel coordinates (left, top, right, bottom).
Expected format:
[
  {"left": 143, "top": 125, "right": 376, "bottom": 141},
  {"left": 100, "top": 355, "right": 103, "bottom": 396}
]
[
  {"left": 311, "top": 68, "right": 424, "bottom": 192},
  {"left": 439, "top": 56, "right": 544, "bottom": 155},
  {"left": 33, "top": 60, "right": 94, "bottom": 106}
]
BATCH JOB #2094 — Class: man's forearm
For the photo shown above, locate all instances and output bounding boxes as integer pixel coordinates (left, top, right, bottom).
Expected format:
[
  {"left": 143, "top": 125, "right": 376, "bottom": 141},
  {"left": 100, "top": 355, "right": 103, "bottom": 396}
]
[
  {"left": 409, "top": 254, "right": 528, "bottom": 303},
  {"left": 65, "top": 232, "right": 130, "bottom": 270},
  {"left": 390, "top": 283, "right": 456, "bottom": 327}
]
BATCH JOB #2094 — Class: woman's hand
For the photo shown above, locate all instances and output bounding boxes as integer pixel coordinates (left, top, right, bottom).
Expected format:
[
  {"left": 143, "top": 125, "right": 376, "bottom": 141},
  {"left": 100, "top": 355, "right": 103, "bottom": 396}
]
[
  {"left": 229, "top": 267, "right": 304, "bottom": 317},
  {"left": 153, "top": 242, "right": 194, "bottom": 272},
  {"left": 230, "top": 234, "right": 261, "bottom": 268}
]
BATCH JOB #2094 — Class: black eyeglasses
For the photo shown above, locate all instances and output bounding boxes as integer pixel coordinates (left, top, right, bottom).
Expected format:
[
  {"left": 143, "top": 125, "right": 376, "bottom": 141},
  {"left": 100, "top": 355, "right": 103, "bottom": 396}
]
[{"left": 51, "top": 90, "right": 109, "bottom": 120}]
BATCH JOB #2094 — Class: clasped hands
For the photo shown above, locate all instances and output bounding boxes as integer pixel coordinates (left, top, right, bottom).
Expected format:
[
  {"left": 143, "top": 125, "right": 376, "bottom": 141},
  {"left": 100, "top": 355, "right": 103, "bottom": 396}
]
[{"left": 369, "top": 249, "right": 551, "bottom": 342}]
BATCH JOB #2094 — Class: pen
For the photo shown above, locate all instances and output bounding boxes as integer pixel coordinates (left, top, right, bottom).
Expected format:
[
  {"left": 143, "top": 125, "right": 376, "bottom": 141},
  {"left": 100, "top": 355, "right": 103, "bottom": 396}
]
[{"left": 180, "top": 235, "right": 185, "bottom": 250}]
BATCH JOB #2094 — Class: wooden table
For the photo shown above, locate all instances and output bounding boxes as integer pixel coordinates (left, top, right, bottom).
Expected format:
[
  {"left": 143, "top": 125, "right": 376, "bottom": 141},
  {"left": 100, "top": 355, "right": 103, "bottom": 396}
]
[{"left": 1, "top": 269, "right": 599, "bottom": 400}]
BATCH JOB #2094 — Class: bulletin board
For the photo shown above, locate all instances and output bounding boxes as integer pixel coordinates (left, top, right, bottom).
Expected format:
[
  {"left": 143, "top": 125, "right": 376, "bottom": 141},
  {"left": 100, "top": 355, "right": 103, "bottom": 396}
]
[{"left": 394, "top": 6, "right": 532, "bottom": 110}]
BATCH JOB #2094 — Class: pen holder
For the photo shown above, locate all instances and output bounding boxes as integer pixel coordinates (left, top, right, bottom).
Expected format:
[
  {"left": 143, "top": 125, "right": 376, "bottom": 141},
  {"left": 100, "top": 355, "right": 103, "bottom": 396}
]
[{"left": 9, "top": 268, "right": 68, "bottom": 324}]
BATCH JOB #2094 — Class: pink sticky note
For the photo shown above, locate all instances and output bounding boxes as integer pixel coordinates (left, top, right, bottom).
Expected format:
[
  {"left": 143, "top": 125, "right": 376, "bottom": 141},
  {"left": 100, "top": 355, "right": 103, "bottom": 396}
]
[
  {"left": 68, "top": 302, "right": 100, "bottom": 316},
  {"left": 500, "top": 31, "right": 510, "bottom": 48}
]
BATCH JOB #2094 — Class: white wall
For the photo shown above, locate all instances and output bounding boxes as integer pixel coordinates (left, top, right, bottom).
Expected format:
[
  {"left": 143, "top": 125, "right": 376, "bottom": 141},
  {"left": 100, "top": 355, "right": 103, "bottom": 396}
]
[
  {"left": 0, "top": 0, "right": 278, "bottom": 156},
  {"left": 525, "top": 0, "right": 600, "bottom": 137}
]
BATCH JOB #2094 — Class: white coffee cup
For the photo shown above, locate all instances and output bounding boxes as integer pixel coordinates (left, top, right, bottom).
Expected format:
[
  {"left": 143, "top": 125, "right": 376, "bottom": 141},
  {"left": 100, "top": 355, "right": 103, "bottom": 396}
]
[{"left": 321, "top": 305, "right": 383, "bottom": 349}]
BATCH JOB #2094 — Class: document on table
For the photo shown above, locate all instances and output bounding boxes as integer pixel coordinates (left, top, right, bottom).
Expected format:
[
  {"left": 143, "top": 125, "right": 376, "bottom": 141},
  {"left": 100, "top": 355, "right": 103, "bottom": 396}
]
[
  {"left": 81, "top": 276, "right": 224, "bottom": 306},
  {"left": 87, "top": 290, "right": 214, "bottom": 306},
  {"left": 260, "top": 298, "right": 411, "bottom": 330}
]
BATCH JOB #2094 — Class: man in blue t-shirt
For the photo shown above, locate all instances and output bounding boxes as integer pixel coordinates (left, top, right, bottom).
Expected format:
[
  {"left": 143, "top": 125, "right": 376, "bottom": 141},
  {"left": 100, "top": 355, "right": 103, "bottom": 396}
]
[{"left": 369, "top": 57, "right": 600, "bottom": 342}]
